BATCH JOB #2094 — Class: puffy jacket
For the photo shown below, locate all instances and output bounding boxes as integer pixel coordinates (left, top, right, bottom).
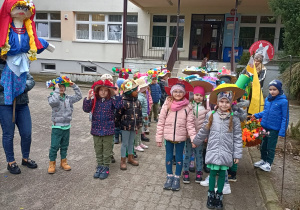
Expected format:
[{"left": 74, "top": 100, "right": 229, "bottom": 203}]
[
  {"left": 83, "top": 95, "right": 123, "bottom": 136},
  {"left": 48, "top": 85, "right": 82, "bottom": 126},
  {"left": 149, "top": 83, "right": 161, "bottom": 103},
  {"left": 115, "top": 95, "right": 143, "bottom": 131},
  {"left": 156, "top": 100, "right": 196, "bottom": 143},
  {"left": 191, "top": 102, "right": 210, "bottom": 132},
  {"left": 138, "top": 92, "right": 148, "bottom": 118},
  {"left": 193, "top": 111, "right": 243, "bottom": 167},
  {"left": 254, "top": 94, "right": 289, "bottom": 137},
  {"left": 0, "top": 65, "right": 35, "bottom": 105},
  {"left": 158, "top": 80, "right": 167, "bottom": 105}
]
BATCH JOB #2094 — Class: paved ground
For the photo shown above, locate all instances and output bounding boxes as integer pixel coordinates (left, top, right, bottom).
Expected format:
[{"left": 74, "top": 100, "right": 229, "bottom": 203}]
[{"left": 0, "top": 82, "right": 266, "bottom": 210}]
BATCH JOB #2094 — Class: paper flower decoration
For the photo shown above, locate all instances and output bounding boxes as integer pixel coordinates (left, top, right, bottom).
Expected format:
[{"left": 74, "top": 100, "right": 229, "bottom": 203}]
[
  {"left": 46, "top": 76, "right": 72, "bottom": 89},
  {"left": 125, "top": 81, "right": 133, "bottom": 89}
]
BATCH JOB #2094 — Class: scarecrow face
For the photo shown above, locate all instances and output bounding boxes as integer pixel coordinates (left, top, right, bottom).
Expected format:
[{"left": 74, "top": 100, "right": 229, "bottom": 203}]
[
  {"left": 11, "top": 6, "right": 32, "bottom": 21},
  {"left": 99, "top": 87, "right": 109, "bottom": 98}
]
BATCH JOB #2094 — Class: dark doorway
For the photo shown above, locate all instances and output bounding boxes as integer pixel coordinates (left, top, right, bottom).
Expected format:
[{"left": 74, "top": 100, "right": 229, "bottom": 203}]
[{"left": 189, "top": 14, "right": 224, "bottom": 61}]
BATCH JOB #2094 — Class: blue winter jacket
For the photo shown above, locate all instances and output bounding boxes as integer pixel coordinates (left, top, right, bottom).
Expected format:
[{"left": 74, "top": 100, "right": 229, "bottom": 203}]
[
  {"left": 254, "top": 94, "right": 289, "bottom": 137},
  {"left": 149, "top": 83, "right": 161, "bottom": 103}
]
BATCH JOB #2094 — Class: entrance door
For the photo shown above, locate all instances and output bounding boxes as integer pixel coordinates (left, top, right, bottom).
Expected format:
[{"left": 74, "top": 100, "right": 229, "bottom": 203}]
[{"left": 189, "top": 15, "right": 224, "bottom": 61}]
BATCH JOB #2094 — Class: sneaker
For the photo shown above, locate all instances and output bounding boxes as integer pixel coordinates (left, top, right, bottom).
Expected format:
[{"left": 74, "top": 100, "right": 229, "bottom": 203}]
[
  {"left": 189, "top": 161, "right": 195, "bottom": 173},
  {"left": 94, "top": 165, "right": 103, "bottom": 178},
  {"left": 134, "top": 145, "right": 144, "bottom": 152},
  {"left": 182, "top": 171, "right": 190, "bottom": 184},
  {"left": 140, "top": 143, "right": 148, "bottom": 149},
  {"left": 254, "top": 159, "right": 265, "bottom": 168},
  {"left": 172, "top": 176, "right": 180, "bottom": 191},
  {"left": 134, "top": 152, "right": 138, "bottom": 158},
  {"left": 260, "top": 162, "right": 271, "bottom": 172},
  {"left": 215, "top": 183, "right": 231, "bottom": 195},
  {"left": 164, "top": 175, "right": 174, "bottom": 190},
  {"left": 7, "top": 162, "right": 21, "bottom": 174},
  {"left": 200, "top": 176, "right": 210, "bottom": 186},
  {"left": 99, "top": 166, "right": 109, "bottom": 179},
  {"left": 228, "top": 174, "right": 237, "bottom": 182},
  {"left": 195, "top": 171, "right": 203, "bottom": 183}
]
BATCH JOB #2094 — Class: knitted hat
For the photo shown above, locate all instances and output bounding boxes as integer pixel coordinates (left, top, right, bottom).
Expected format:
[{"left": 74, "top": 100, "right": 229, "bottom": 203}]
[
  {"left": 269, "top": 80, "right": 283, "bottom": 93},
  {"left": 217, "top": 91, "right": 233, "bottom": 103},
  {"left": 193, "top": 86, "right": 205, "bottom": 96},
  {"left": 170, "top": 84, "right": 186, "bottom": 95},
  {"left": 165, "top": 78, "right": 193, "bottom": 100}
]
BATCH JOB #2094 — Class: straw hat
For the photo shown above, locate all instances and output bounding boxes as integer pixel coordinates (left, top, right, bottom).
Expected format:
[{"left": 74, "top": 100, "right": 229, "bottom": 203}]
[
  {"left": 190, "top": 80, "right": 214, "bottom": 94},
  {"left": 209, "top": 83, "right": 245, "bottom": 104},
  {"left": 135, "top": 77, "right": 149, "bottom": 92},
  {"left": 121, "top": 79, "right": 139, "bottom": 93},
  {"left": 158, "top": 69, "right": 171, "bottom": 77}
]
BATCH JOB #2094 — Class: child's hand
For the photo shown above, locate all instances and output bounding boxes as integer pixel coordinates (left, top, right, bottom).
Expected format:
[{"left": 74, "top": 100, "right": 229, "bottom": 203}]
[
  {"left": 204, "top": 138, "right": 208, "bottom": 143},
  {"left": 250, "top": 115, "right": 256, "bottom": 120},
  {"left": 55, "top": 83, "right": 59, "bottom": 89},
  {"left": 192, "top": 143, "right": 197, "bottom": 148},
  {"left": 87, "top": 89, "right": 93, "bottom": 100},
  {"left": 234, "top": 159, "right": 239, "bottom": 164},
  {"left": 69, "top": 82, "right": 74, "bottom": 86},
  {"left": 157, "top": 142, "right": 162, "bottom": 147}
]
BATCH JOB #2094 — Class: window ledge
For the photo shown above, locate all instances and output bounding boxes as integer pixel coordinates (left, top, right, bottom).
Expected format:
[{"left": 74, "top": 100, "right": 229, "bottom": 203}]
[
  {"left": 73, "top": 40, "right": 123, "bottom": 44},
  {"left": 43, "top": 38, "right": 62, "bottom": 42},
  {"left": 40, "top": 70, "right": 56, "bottom": 74}
]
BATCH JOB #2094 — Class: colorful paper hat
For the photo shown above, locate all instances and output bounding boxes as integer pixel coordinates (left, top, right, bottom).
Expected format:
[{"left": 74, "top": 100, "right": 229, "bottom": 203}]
[
  {"left": 158, "top": 69, "right": 171, "bottom": 77},
  {"left": 235, "top": 74, "right": 251, "bottom": 90},
  {"left": 91, "top": 79, "right": 117, "bottom": 96},
  {"left": 209, "top": 84, "right": 245, "bottom": 105},
  {"left": 135, "top": 77, "right": 149, "bottom": 91},
  {"left": 165, "top": 78, "right": 194, "bottom": 100},
  {"left": 182, "top": 66, "right": 207, "bottom": 77},
  {"left": 121, "top": 79, "right": 139, "bottom": 93},
  {"left": 112, "top": 67, "right": 132, "bottom": 74},
  {"left": 46, "top": 76, "right": 72, "bottom": 89},
  {"left": 202, "top": 76, "right": 218, "bottom": 89},
  {"left": 217, "top": 67, "right": 237, "bottom": 83}
]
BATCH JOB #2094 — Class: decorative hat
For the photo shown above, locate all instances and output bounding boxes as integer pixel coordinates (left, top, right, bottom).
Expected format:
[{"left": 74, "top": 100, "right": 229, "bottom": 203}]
[
  {"left": 0, "top": 0, "right": 43, "bottom": 61},
  {"left": 182, "top": 66, "right": 207, "bottom": 77},
  {"left": 46, "top": 75, "right": 72, "bottom": 89},
  {"left": 158, "top": 69, "right": 171, "bottom": 78},
  {"left": 209, "top": 83, "right": 245, "bottom": 104},
  {"left": 190, "top": 80, "right": 214, "bottom": 94},
  {"left": 235, "top": 74, "right": 251, "bottom": 90},
  {"left": 121, "top": 79, "right": 139, "bottom": 94},
  {"left": 91, "top": 79, "right": 117, "bottom": 97},
  {"left": 135, "top": 77, "right": 148, "bottom": 90},
  {"left": 100, "top": 74, "right": 113, "bottom": 82},
  {"left": 217, "top": 67, "right": 237, "bottom": 84},
  {"left": 165, "top": 78, "right": 193, "bottom": 100}
]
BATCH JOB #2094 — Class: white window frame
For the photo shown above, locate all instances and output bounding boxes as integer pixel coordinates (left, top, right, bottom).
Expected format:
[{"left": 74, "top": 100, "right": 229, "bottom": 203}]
[
  {"left": 41, "top": 63, "right": 56, "bottom": 73},
  {"left": 239, "top": 15, "right": 284, "bottom": 52},
  {"left": 75, "top": 13, "right": 138, "bottom": 43},
  {"left": 35, "top": 12, "right": 61, "bottom": 40},
  {"left": 151, "top": 15, "right": 185, "bottom": 49}
]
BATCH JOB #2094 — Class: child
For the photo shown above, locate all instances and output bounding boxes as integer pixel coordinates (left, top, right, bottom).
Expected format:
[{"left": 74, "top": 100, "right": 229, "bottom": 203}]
[
  {"left": 253, "top": 80, "right": 289, "bottom": 172},
  {"left": 114, "top": 78, "right": 125, "bottom": 144},
  {"left": 182, "top": 80, "right": 212, "bottom": 184},
  {"left": 158, "top": 69, "right": 171, "bottom": 108},
  {"left": 47, "top": 78, "right": 82, "bottom": 174},
  {"left": 83, "top": 79, "right": 122, "bottom": 179},
  {"left": 149, "top": 75, "right": 161, "bottom": 123},
  {"left": 156, "top": 79, "right": 196, "bottom": 191},
  {"left": 193, "top": 84, "right": 243, "bottom": 209},
  {"left": 116, "top": 79, "right": 143, "bottom": 170},
  {"left": 134, "top": 77, "right": 149, "bottom": 151}
]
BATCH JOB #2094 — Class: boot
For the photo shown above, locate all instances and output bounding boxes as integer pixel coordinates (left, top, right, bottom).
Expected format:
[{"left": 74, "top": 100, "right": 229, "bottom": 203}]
[
  {"left": 141, "top": 134, "right": 150, "bottom": 142},
  {"left": 48, "top": 161, "right": 56, "bottom": 174},
  {"left": 128, "top": 154, "right": 139, "bottom": 166},
  {"left": 60, "top": 159, "right": 71, "bottom": 171},
  {"left": 215, "top": 191, "right": 224, "bottom": 210},
  {"left": 206, "top": 190, "right": 216, "bottom": 209},
  {"left": 120, "top": 157, "right": 127, "bottom": 170}
]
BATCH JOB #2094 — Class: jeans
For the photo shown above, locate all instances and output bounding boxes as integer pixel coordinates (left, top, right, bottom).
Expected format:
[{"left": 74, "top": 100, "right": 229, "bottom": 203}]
[
  {"left": 260, "top": 130, "right": 279, "bottom": 165},
  {"left": 165, "top": 140, "right": 185, "bottom": 176},
  {"left": 0, "top": 104, "right": 32, "bottom": 162},
  {"left": 183, "top": 138, "right": 203, "bottom": 172},
  {"left": 121, "top": 130, "right": 136, "bottom": 158},
  {"left": 114, "top": 127, "right": 122, "bottom": 143},
  {"left": 93, "top": 135, "right": 114, "bottom": 166},
  {"left": 134, "top": 128, "right": 142, "bottom": 146},
  {"left": 49, "top": 128, "right": 70, "bottom": 161},
  {"left": 150, "top": 103, "right": 159, "bottom": 121}
]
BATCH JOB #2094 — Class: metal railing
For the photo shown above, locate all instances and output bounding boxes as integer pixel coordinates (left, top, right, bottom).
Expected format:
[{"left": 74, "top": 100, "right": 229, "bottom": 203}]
[{"left": 126, "top": 35, "right": 175, "bottom": 60}]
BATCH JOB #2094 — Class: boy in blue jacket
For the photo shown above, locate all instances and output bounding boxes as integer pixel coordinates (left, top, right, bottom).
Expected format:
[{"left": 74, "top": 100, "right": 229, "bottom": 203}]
[{"left": 253, "top": 80, "right": 289, "bottom": 172}]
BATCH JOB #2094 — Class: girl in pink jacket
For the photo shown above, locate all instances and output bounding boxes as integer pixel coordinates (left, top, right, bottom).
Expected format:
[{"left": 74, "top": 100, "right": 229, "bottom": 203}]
[
  {"left": 182, "top": 83, "right": 211, "bottom": 184},
  {"left": 156, "top": 81, "right": 196, "bottom": 191}
]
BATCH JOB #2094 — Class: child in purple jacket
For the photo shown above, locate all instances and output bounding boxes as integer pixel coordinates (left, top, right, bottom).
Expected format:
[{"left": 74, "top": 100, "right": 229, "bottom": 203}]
[{"left": 83, "top": 79, "right": 122, "bottom": 180}]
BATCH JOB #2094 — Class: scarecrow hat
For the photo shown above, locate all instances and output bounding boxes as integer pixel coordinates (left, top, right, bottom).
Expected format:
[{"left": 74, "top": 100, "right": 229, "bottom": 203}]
[
  {"left": 217, "top": 67, "right": 237, "bottom": 84},
  {"left": 91, "top": 79, "right": 117, "bottom": 97},
  {"left": 209, "top": 83, "right": 245, "bottom": 104},
  {"left": 165, "top": 78, "right": 193, "bottom": 100},
  {"left": 121, "top": 79, "right": 139, "bottom": 93},
  {"left": 46, "top": 75, "right": 72, "bottom": 89},
  {"left": 158, "top": 69, "right": 171, "bottom": 78}
]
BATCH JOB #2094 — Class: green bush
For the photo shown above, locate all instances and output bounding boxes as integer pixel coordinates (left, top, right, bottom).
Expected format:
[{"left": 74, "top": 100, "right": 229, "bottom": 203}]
[
  {"left": 289, "top": 120, "right": 300, "bottom": 140},
  {"left": 280, "top": 62, "right": 300, "bottom": 101}
]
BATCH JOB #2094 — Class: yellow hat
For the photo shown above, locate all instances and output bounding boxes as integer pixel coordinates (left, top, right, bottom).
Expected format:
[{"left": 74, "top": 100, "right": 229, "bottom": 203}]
[{"left": 209, "top": 84, "right": 245, "bottom": 104}]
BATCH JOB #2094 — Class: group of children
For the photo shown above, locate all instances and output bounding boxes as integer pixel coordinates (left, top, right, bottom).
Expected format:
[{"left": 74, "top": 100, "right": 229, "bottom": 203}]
[{"left": 46, "top": 66, "right": 288, "bottom": 210}]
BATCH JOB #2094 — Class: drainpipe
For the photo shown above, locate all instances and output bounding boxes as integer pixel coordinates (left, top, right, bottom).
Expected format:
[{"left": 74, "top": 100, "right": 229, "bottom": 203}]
[
  {"left": 231, "top": 0, "right": 238, "bottom": 73},
  {"left": 122, "top": 0, "right": 128, "bottom": 68},
  {"left": 176, "top": 0, "right": 181, "bottom": 59}
]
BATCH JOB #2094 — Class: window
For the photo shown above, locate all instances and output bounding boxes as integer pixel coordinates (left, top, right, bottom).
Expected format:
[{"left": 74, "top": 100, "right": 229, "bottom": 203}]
[
  {"left": 259, "top": 27, "right": 275, "bottom": 44},
  {"left": 76, "top": 14, "right": 138, "bottom": 42},
  {"left": 41, "top": 63, "right": 56, "bottom": 72},
  {"left": 260, "top": 16, "right": 276, "bottom": 24},
  {"left": 241, "top": 16, "right": 257, "bottom": 23},
  {"left": 239, "top": 27, "right": 256, "bottom": 49},
  {"left": 152, "top": 15, "right": 185, "bottom": 48},
  {"left": 82, "top": 66, "right": 97, "bottom": 72},
  {"left": 35, "top": 12, "right": 61, "bottom": 39}
]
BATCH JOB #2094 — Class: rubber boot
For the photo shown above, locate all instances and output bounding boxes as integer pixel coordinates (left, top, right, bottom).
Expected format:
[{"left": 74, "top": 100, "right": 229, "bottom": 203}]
[
  {"left": 120, "top": 157, "right": 127, "bottom": 170},
  {"left": 215, "top": 191, "right": 224, "bottom": 210},
  {"left": 48, "top": 161, "right": 56, "bottom": 174},
  {"left": 206, "top": 190, "right": 216, "bottom": 209},
  {"left": 128, "top": 154, "right": 139, "bottom": 166},
  {"left": 60, "top": 159, "right": 71, "bottom": 171}
]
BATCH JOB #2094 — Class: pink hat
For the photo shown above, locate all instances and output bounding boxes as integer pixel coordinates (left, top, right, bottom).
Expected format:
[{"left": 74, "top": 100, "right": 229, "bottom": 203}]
[
  {"left": 170, "top": 84, "right": 186, "bottom": 95},
  {"left": 193, "top": 86, "right": 205, "bottom": 96}
]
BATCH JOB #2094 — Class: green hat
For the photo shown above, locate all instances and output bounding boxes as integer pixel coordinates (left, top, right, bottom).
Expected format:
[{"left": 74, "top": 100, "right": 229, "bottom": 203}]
[{"left": 235, "top": 74, "right": 251, "bottom": 90}]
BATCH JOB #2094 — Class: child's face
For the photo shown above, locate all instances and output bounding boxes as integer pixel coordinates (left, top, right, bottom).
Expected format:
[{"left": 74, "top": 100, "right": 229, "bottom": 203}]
[
  {"left": 269, "top": 86, "right": 279, "bottom": 97},
  {"left": 254, "top": 58, "right": 262, "bottom": 67},
  {"left": 194, "top": 93, "right": 204, "bottom": 103},
  {"left": 131, "top": 90, "right": 138, "bottom": 98},
  {"left": 163, "top": 75, "right": 169, "bottom": 80},
  {"left": 99, "top": 87, "right": 109, "bottom": 98},
  {"left": 172, "top": 89, "right": 185, "bottom": 101},
  {"left": 218, "top": 98, "right": 231, "bottom": 112},
  {"left": 152, "top": 78, "right": 158, "bottom": 84},
  {"left": 58, "top": 85, "right": 66, "bottom": 95}
]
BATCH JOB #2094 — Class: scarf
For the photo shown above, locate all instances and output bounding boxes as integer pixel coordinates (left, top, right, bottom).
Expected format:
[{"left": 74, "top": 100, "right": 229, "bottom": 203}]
[
  {"left": 171, "top": 98, "right": 189, "bottom": 112},
  {"left": 217, "top": 108, "right": 230, "bottom": 120}
]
